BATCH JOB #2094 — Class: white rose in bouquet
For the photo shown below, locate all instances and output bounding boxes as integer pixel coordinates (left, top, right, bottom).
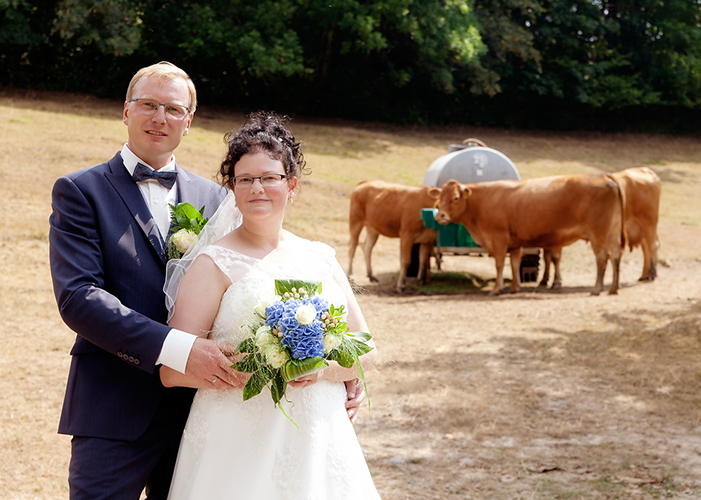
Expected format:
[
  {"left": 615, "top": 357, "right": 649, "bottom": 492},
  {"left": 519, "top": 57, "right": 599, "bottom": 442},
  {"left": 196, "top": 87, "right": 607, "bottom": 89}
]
[
  {"left": 254, "top": 296, "right": 281, "bottom": 316},
  {"left": 255, "top": 326, "right": 275, "bottom": 347},
  {"left": 324, "top": 334, "right": 342, "bottom": 354},
  {"left": 261, "top": 344, "right": 290, "bottom": 369},
  {"left": 295, "top": 303, "right": 317, "bottom": 325}
]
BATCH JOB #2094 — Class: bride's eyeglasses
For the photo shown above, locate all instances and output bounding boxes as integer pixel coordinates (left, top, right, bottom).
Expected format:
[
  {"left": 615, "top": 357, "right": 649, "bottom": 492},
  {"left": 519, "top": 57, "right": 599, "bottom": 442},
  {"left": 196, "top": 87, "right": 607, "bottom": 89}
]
[{"left": 233, "top": 174, "right": 287, "bottom": 188}]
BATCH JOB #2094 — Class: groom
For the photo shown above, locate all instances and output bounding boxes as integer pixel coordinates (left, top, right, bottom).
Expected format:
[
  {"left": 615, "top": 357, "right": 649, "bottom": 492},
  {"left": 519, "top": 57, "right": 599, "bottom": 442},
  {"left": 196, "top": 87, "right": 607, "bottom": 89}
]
[
  {"left": 49, "top": 61, "right": 238, "bottom": 499},
  {"left": 50, "top": 61, "right": 366, "bottom": 499}
]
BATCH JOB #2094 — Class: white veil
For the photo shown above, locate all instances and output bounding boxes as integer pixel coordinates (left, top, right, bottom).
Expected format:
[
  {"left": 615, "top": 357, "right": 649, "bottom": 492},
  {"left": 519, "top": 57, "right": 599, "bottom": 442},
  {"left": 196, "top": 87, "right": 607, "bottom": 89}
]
[{"left": 164, "top": 190, "right": 242, "bottom": 321}]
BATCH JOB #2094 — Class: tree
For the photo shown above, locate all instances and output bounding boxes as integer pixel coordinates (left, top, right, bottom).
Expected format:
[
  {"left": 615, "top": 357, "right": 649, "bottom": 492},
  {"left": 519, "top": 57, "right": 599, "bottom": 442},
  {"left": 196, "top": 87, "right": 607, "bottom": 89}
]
[
  {"left": 52, "top": 0, "right": 144, "bottom": 56},
  {"left": 1, "top": 0, "right": 700, "bottom": 128}
]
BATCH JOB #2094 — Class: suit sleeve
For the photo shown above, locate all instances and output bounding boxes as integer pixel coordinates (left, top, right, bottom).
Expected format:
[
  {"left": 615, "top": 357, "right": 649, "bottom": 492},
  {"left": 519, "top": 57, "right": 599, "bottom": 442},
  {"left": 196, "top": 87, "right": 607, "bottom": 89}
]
[{"left": 49, "top": 175, "right": 171, "bottom": 373}]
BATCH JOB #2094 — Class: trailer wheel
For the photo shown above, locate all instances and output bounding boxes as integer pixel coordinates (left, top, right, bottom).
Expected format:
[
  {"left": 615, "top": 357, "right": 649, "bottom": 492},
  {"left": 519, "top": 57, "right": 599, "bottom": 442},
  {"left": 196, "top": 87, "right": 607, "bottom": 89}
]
[{"left": 519, "top": 249, "right": 541, "bottom": 283}]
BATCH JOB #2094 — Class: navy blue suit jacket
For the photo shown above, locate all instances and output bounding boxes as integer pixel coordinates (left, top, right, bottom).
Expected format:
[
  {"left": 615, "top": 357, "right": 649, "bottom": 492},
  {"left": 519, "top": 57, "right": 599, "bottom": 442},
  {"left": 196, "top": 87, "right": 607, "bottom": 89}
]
[{"left": 50, "top": 152, "right": 226, "bottom": 441}]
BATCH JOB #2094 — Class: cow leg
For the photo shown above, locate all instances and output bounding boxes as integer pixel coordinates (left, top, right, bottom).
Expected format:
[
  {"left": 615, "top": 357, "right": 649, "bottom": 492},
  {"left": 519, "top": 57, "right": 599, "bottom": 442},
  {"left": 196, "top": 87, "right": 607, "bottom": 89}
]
[
  {"left": 639, "top": 237, "right": 652, "bottom": 281},
  {"left": 509, "top": 247, "right": 522, "bottom": 293},
  {"left": 647, "top": 236, "right": 660, "bottom": 281},
  {"left": 396, "top": 237, "right": 414, "bottom": 293},
  {"left": 363, "top": 227, "right": 381, "bottom": 282},
  {"left": 433, "top": 246, "right": 442, "bottom": 271},
  {"left": 539, "top": 248, "right": 552, "bottom": 288},
  {"left": 491, "top": 251, "right": 507, "bottom": 295},
  {"left": 418, "top": 243, "right": 431, "bottom": 285},
  {"left": 550, "top": 247, "right": 563, "bottom": 290},
  {"left": 640, "top": 234, "right": 659, "bottom": 281},
  {"left": 347, "top": 220, "right": 364, "bottom": 279},
  {"left": 607, "top": 237, "right": 624, "bottom": 295},
  {"left": 591, "top": 245, "right": 609, "bottom": 296},
  {"left": 608, "top": 253, "right": 621, "bottom": 295}
]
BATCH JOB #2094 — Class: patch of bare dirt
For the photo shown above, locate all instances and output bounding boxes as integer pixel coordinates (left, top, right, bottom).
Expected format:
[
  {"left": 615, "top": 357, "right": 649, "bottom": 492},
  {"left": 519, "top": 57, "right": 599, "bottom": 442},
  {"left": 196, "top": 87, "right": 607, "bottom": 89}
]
[{"left": 349, "top": 238, "right": 701, "bottom": 499}]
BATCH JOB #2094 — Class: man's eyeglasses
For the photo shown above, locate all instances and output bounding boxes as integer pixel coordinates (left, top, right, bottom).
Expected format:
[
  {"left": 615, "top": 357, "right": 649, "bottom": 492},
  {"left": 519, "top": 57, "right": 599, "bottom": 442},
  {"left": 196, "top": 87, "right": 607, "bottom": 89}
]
[
  {"left": 232, "top": 174, "right": 287, "bottom": 188},
  {"left": 128, "top": 98, "right": 191, "bottom": 120}
]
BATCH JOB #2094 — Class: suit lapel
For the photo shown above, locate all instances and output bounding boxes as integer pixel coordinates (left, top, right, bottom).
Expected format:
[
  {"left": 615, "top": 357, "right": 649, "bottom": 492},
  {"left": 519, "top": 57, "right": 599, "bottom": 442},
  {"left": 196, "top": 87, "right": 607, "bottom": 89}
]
[
  {"left": 175, "top": 167, "right": 201, "bottom": 211},
  {"left": 104, "top": 153, "right": 167, "bottom": 265},
  {"left": 176, "top": 166, "right": 226, "bottom": 220}
]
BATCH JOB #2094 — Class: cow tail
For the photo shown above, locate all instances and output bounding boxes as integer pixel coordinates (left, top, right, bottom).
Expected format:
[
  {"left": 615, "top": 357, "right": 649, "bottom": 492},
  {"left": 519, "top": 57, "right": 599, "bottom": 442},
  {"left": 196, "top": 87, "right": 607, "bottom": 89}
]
[{"left": 607, "top": 174, "right": 627, "bottom": 250}]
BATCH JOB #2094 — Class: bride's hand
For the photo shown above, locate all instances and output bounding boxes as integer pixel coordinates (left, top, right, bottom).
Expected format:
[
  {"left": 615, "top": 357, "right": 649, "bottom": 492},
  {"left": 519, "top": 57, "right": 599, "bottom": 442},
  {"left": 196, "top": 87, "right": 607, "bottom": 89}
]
[{"left": 287, "top": 371, "right": 321, "bottom": 388}]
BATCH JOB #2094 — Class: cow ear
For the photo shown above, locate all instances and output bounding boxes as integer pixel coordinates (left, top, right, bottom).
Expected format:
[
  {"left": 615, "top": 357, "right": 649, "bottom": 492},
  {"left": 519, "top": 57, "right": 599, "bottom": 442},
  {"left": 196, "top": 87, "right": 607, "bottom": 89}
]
[
  {"left": 428, "top": 187, "right": 440, "bottom": 199},
  {"left": 462, "top": 186, "right": 473, "bottom": 197}
]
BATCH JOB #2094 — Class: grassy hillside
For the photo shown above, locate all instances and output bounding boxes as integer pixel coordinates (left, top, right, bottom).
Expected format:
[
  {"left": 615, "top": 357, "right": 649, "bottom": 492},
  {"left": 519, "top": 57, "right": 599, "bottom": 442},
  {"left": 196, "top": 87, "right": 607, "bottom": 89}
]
[{"left": 1, "top": 89, "right": 700, "bottom": 499}]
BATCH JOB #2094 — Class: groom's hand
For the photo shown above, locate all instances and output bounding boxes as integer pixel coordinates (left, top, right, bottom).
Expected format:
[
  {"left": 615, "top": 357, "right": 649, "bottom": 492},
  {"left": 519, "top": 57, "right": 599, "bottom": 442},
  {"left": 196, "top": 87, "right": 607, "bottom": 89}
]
[
  {"left": 186, "top": 338, "right": 247, "bottom": 389},
  {"left": 345, "top": 379, "right": 366, "bottom": 424}
]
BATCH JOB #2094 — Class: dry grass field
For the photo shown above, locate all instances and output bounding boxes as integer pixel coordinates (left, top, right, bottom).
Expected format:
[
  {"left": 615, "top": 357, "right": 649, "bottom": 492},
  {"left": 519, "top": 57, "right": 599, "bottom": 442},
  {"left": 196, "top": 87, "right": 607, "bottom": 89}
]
[{"left": 1, "top": 88, "right": 700, "bottom": 499}]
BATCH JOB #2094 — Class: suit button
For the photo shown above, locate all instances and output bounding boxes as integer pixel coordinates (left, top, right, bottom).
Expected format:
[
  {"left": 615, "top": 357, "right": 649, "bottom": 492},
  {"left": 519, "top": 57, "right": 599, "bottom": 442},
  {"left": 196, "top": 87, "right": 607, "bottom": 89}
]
[
  {"left": 117, "top": 352, "right": 124, "bottom": 358},
  {"left": 128, "top": 356, "right": 135, "bottom": 363},
  {"left": 134, "top": 359, "right": 140, "bottom": 365}
]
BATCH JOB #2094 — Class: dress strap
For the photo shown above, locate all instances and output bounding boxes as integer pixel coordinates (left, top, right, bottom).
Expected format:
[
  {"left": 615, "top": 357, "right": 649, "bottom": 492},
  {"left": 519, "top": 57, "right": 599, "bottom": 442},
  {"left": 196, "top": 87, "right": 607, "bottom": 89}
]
[{"left": 201, "top": 245, "right": 259, "bottom": 284}]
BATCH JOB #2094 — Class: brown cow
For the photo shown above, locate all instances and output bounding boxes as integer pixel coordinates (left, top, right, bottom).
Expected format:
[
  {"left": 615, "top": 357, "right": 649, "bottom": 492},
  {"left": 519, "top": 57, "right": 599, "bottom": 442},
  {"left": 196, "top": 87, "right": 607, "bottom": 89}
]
[
  {"left": 348, "top": 180, "right": 440, "bottom": 292},
  {"left": 613, "top": 167, "right": 661, "bottom": 281},
  {"left": 434, "top": 173, "right": 626, "bottom": 295},
  {"left": 541, "top": 167, "right": 661, "bottom": 288}
]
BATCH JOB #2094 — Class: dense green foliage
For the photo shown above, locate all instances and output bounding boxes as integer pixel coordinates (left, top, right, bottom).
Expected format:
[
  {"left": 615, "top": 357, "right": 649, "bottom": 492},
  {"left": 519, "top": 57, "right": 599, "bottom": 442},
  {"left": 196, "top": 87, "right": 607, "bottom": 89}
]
[{"left": 2, "top": 0, "right": 700, "bottom": 131}]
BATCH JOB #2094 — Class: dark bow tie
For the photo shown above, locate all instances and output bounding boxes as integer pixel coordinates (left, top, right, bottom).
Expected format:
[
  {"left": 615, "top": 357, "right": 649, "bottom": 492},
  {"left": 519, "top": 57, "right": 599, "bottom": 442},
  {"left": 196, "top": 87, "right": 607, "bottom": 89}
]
[{"left": 132, "top": 162, "right": 178, "bottom": 190}]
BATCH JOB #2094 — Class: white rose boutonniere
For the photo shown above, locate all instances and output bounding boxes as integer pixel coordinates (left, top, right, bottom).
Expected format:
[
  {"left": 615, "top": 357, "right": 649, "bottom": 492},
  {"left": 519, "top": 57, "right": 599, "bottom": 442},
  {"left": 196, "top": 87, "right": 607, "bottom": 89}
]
[
  {"left": 171, "top": 229, "right": 198, "bottom": 254},
  {"left": 166, "top": 203, "right": 209, "bottom": 260}
]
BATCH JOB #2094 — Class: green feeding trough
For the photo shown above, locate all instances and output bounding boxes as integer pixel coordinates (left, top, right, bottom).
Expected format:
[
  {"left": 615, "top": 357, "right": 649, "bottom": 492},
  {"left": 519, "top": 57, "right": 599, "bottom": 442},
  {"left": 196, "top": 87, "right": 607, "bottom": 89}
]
[
  {"left": 419, "top": 142, "right": 541, "bottom": 284},
  {"left": 421, "top": 208, "right": 479, "bottom": 250}
]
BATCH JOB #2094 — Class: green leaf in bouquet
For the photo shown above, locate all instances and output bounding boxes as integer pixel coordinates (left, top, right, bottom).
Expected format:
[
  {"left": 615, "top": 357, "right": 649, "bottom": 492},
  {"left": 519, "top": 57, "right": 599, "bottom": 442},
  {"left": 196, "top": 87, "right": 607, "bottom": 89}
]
[
  {"left": 270, "top": 371, "right": 286, "bottom": 406},
  {"left": 326, "top": 321, "right": 348, "bottom": 336},
  {"left": 345, "top": 330, "right": 372, "bottom": 343},
  {"left": 235, "top": 337, "right": 257, "bottom": 354},
  {"left": 326, "top": 336, "right": 373, "bottom": 368},
  {"left": 326, "top": 349, "right": 355, "bottom": 369},
  {"left": 230, "top": 352, "right": 263, "bottom": 373},
  {"left": 329, "top": 304, "right": 346, "bottom": 316},
  {"left": 274, "top": 280, "right": 322, "bottom": 298},
  {"left": 281, "top": 356, "right": 329, "bottom": 382},
  {"left": 327, "top": 331, "right": 373, "bottom": 413},
  {"left": 242, "top": 364, "right": 275, "bottom": 401},
  {"left": 271, "top": 371, "right": 300, "bottom": 431},
  {"left": 348, "top": 339, "right": 374, "bottom": 356}
]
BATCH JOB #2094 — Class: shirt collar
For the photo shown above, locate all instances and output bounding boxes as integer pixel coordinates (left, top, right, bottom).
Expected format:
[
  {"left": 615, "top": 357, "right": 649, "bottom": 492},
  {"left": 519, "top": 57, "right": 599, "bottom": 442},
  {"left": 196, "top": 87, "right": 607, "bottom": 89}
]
[{"left": 121, "top": 144, "right": 177, "bottom": 175}]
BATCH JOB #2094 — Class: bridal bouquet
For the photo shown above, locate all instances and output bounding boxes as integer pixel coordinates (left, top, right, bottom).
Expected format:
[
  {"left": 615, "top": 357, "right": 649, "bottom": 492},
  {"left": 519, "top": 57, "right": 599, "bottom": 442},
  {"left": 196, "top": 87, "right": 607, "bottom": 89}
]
[
  {"left": 231, "top": 279, "right": 372, "bottom": 412},
  {"left": 166, "top": 203, "right": 208, "bottom": 260}
]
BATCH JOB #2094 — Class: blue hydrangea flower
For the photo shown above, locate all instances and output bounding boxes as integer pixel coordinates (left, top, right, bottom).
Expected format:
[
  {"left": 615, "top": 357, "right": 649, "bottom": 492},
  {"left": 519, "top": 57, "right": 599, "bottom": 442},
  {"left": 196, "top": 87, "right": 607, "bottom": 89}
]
[
  {"left": 278, "top": 300, "right": 302, "bottom": 332},
  {"left": 282, "top": 321, "right": 325, "bottom": 359},
  {"left": 265, "top": 301, "right": 285, "bottom": 327},
  {"left": 307, "top": 296, "right": 329, "bottom": 319}
]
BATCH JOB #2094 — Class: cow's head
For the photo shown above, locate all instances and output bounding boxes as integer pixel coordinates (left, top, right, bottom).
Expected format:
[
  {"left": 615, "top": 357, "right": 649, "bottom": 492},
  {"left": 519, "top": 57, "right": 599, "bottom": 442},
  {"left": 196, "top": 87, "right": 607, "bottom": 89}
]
[{"left": 435, "top": 180, "right": 471, "bottom": 225}]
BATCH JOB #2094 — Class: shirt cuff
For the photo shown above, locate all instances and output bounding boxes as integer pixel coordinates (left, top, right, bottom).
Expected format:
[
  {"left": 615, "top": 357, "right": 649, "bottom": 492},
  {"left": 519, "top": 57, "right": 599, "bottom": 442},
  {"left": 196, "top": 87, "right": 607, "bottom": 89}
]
[{"left": 156, "top": 329, "right": 197, "bottom": 374}]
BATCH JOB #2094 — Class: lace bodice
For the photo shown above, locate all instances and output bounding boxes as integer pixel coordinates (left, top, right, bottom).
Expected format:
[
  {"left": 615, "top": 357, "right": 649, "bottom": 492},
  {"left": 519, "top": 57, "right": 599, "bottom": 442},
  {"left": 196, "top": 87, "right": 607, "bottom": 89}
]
[{"left": 200, "top": 237, "right": 352, "bottom": 347}]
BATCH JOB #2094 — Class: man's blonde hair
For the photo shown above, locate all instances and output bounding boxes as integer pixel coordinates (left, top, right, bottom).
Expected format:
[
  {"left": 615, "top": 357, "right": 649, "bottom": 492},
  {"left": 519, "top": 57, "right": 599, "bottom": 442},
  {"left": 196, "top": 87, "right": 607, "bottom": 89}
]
[{"left": 125, "top": 61, "right": 197, "bottom": 113}]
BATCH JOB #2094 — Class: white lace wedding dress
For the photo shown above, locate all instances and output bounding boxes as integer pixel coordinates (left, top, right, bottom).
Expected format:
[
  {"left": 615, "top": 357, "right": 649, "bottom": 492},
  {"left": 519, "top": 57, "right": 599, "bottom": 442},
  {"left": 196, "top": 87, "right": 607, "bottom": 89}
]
[{"left": 167, "top": 236, "right": 381, "bottom": 500}]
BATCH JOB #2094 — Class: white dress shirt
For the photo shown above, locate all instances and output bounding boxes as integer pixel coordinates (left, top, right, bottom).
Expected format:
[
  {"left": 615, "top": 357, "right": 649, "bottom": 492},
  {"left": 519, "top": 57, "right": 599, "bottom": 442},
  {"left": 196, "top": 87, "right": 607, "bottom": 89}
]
[{"left": 121, "top": 144, "right": 196, "bottom": 374}]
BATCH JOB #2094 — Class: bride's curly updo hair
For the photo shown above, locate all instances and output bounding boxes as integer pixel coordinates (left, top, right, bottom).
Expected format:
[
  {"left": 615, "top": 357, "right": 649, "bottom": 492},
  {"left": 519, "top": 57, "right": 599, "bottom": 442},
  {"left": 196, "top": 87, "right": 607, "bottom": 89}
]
[{"left": 219, "top": 111, "right": 308, "bottom": 187}]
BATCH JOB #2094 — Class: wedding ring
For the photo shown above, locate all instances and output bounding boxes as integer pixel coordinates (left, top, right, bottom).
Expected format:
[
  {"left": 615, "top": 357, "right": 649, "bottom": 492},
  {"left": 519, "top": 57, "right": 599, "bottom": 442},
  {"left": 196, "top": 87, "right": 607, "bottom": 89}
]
[{"left": 211, "top": 377, "right": 218, "bottom": 384}]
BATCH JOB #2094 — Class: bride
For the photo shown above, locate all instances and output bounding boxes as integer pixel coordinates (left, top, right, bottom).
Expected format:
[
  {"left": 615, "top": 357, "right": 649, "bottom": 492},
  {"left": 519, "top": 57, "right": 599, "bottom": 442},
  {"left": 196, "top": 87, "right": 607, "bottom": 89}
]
[{"left": 160, "top": 112, "right": 381, "bottom": 499}]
